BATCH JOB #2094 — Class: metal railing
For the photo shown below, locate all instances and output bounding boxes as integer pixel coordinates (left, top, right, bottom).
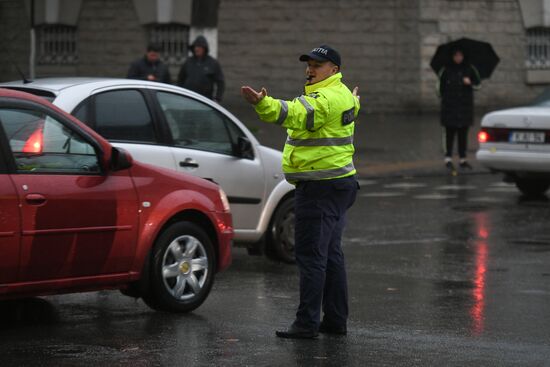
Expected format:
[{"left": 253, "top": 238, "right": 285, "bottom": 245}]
[
  {"left": 149, "top": 24, "right": 189, "bottom": 66},
  {"left": 37, "top": 25, "right": 78, "bottom": 65},
  {"left": 526, "top": 27, "right": 550, "bottom": 70}
]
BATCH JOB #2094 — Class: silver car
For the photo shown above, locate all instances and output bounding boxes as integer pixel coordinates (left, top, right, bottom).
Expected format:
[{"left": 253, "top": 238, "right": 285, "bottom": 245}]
[
  {"left": 476, "top": 90, "right": 550, "bottom": 197},
  {"left": 1, "top": 78, "right": 296, "bottom": 262}
]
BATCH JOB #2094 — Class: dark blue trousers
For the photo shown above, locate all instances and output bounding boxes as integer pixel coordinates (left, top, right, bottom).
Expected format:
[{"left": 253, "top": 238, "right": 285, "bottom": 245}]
[{"left": 293, "top": 176, "right": 358, "bottom": 330}]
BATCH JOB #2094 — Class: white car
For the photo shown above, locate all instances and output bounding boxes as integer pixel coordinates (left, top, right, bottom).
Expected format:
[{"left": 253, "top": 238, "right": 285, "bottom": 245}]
[
  {"left": 1, "top": 78, "right": 296, "bottom": 262},
  {"left": 476, "top": 91, "right": 550, "bottom": 196}
]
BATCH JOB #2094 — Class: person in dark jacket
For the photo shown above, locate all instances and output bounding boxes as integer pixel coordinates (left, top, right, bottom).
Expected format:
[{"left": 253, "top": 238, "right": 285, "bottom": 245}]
[
  {"left": 438, "top": 49, "right": 481, "bottom": 171},
  {"left": 127, "top": 43, "right": 171, "bottom": 84},
  {"left": 177, "top": 35, "right": 225, "bottom": 102}
]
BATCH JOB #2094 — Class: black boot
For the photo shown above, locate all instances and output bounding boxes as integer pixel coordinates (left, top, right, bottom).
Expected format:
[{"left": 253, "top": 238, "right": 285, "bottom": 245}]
[
  {"left": 459, "top": 161, "right": 472, "bottom": 170},
  {"left": 319, "top": 321, "right": 347, "bottom": 335},
  {"left": 275, "top": 324, "right": 318, "bottom": 339}
]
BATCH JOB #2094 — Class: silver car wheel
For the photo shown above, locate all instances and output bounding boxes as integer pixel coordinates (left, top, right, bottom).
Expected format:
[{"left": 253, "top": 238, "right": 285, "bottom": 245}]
[
  {"left": 278, "top": 210, "right": 295, "bottom": 253},
  {"left": 268, "top": 197, "right": 296, "bottom": 263},
  {"left": 161, "top": 235, "right": 209, "bottom": 301}
]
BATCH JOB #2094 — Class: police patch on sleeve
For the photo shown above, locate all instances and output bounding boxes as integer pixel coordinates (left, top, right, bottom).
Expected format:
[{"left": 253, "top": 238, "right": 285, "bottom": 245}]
[
  {"left": 308, "top": 92, "right": 320, "bottom": 99},
  {"left": 342, "top": 107, "right": 355, "bottom": 125}
]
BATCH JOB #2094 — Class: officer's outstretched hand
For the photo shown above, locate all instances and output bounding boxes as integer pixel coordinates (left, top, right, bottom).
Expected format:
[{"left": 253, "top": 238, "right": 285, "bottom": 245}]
[
  {"left": 353, "top": 86, "right": 360, "bottom": 101},
  {"left": 241, "top": 86, "right": 267, "bottom": 105}
]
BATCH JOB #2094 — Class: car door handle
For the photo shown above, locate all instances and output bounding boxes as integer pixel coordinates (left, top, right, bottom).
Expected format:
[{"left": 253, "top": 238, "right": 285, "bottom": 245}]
[
  {"left": 25, "top": 193, "right": 47, "bottom": 206},
  {"left": 179, "top": 158, "right": 199, "bottom": 168}
]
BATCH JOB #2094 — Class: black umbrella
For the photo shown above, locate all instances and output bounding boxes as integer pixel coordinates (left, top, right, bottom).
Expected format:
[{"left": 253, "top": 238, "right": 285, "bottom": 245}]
[{"left": 430, "top": 37, "right": 500, "bottom": 79}]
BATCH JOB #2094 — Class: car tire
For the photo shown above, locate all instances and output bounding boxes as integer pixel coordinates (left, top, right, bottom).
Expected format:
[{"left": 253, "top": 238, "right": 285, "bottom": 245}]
[
  {"left": 515, "top": 179, "right": 550, "bottom": 197},
  {"left": 267, "top": 196, "right": 295, "bottom": 264},
  {"left": 142, "top": 222, "right": 216, "bottom": 313}
]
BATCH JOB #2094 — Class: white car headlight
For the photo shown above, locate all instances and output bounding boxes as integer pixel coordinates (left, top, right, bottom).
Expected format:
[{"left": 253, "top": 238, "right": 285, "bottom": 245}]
[{"left": 218, "top": 187, "right": 230, "bottom": 212}]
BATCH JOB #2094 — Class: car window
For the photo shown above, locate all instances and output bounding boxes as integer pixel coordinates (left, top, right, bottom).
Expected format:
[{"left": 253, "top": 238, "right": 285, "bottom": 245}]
[
  {"left": 225, "top": 114, "right": 248, "bottom": 144},
  {"left": 0, "top": 108, "right": 99, "bottom": 174},
  {"left": 94, "top": 90, "right": 156, "bottom": 142},
  {"left": 73, "top": 100, "right": 89, "bottom": 123},
  {"left": 156, "top": 92, "right": 236, "bottom": 155},
  {"left": 532, "top": 88, "right": 550, "bottom": 106}
]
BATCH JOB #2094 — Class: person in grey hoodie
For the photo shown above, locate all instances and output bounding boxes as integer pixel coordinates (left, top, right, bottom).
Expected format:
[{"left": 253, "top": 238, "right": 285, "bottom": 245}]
[{"left": 177, "top": 36, "right": 225, "bottom": 102}]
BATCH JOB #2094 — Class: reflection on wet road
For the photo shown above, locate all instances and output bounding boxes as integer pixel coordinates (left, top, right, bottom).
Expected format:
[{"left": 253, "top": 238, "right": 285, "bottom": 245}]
[{"left": 1, "top": 173, "right": 549, "bottom": 366}]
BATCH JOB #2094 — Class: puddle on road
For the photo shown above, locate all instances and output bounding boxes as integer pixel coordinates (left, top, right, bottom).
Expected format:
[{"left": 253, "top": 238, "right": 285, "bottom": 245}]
[
  {"left": 467, "top": 197, "right": 503, "bottom": 203},
  {"left": 511, "top": 238, "right": 550, "bottom": 252},
  {"left": 436, "top": 280, "right": 474, "bottom": 290},
  {"left": 451, "top": 204, "right": 489, "bottom": 213}
]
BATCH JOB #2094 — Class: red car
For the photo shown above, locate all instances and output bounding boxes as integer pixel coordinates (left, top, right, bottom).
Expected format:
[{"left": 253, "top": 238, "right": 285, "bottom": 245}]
[{"left": 0, "top": 88, "right": 232, "bottom": 312}]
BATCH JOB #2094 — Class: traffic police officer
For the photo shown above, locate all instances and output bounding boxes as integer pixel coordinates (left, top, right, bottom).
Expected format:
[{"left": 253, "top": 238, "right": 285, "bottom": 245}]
[{"left": 241, "top": 45, "right": 360, "bottom": 339}]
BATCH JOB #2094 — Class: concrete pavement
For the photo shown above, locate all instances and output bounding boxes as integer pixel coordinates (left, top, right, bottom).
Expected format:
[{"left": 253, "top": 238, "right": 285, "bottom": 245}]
[{"left": 2, "top": 174, "right": 548, "bottom": 366}]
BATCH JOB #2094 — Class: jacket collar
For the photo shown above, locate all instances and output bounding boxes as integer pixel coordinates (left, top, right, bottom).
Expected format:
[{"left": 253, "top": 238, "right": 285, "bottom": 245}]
[
  {"left": 143, "top": 56, "right": 159, "bottom": 66},
  {"left": 304, "top": 72, "right": 342, "bottom": 94}
]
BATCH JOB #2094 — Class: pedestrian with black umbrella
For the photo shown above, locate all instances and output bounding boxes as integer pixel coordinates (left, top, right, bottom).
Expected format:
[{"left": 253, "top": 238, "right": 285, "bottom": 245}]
[
  {"left": 431, "top": 38, "right": 500, "bottom": 173},
  {"left": 437, "top": 48, "right": 480, "bottom": 171}
]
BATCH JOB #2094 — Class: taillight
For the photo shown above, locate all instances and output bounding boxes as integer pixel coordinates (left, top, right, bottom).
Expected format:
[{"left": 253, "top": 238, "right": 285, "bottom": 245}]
[
  {"left": 23, "top": 128, "right": 44, "bottom": 153},
  {"left": 478, "top": 130, "right": 489, "bottom": 143}
]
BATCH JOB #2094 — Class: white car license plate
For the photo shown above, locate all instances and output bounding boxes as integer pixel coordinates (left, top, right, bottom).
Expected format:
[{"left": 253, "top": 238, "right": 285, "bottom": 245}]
[{"left": 509, "top": 131, "right": 546, "bottom": 144}]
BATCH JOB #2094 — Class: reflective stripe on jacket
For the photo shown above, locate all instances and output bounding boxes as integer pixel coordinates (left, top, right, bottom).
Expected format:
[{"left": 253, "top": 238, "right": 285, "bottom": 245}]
[{"left": 254, "top": 72, "right": 360, "bottom": 183}]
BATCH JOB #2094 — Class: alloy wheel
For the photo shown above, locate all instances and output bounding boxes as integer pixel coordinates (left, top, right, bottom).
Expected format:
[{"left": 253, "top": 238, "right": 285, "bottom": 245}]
[{"left": 161, "top": 235, "right": 209, "bottom": 301}]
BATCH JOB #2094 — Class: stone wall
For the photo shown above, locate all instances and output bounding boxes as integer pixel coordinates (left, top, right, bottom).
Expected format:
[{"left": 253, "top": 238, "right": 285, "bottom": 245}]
[
  {"left": 0, "top": 0, "right": 146, "bottom": 81},
  {"left": 0, "top": 1, "right": 31, "bottom": 80},
  {"left": 0, "top": 0, "right": 546, "bottom": 112},
  {"left": 77, "top": 0, "right": 146, "bottom": 78},
  {"left": 218, "top": 0, "right": 422, "bottom": 113},
  {"left": 419, "top": 0, "right": 540, "bottom": 112},
  {"left": 218, "top": 0, "right": 541, "bottom": 113}
]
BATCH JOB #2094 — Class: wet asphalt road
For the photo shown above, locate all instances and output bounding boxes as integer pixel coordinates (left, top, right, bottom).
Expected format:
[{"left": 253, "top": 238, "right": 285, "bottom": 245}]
[{"left": 1, "top": 173, "right": 550, "bottom": 367}]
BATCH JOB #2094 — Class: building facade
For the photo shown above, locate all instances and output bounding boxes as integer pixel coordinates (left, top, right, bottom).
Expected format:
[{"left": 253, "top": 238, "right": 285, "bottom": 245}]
[{"left": 1, "top": 0, "right": 549, "bottom": 112}]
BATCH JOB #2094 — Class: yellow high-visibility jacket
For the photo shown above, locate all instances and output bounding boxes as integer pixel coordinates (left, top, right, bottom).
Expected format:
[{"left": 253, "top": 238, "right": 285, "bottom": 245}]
[{"left": 254, "top": 72, "right": 360, "bottom": 183}]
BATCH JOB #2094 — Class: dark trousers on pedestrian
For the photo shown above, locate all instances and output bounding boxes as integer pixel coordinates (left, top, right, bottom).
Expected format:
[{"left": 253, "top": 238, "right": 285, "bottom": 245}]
[
  {"left": 444, "top": 126, "right": 469, "bottom": 159},
  {"left": 293, "top": 175, "right": 358, "bottom": 331}
]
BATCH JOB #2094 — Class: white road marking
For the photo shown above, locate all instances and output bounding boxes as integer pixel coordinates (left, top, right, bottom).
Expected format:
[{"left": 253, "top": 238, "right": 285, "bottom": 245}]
[
  {"left": 435, "top": 185, "right": 477, "bottom": 191},
  {"left": 489, "top": 182, "right": 515, "bottom": 187},
  {"left": 414, "top": 193, "right": 457, "bottom": 200},
  {"left": 357, "top": 179, "right": 378, "bottom": 186},
  {"left": 358, "top": 179, "right": 516, "bottom": 202},
  {"left": 383, "top": 182, "right": 427, "bottom": 189},
  {"left": 485, "top": 187, "right": 518, "bottom": 193},
  {"left": 361, "top": 192, "right": 405, "bottom": 197},
  {"left": 347, "top": 237, "right": 448, "bottom": 246}
]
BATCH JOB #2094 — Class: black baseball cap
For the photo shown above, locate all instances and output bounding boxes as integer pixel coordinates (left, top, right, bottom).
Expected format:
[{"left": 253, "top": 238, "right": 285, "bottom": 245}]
[{"left": 299, "top": 45, "right": 341, "bottom": 67}]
